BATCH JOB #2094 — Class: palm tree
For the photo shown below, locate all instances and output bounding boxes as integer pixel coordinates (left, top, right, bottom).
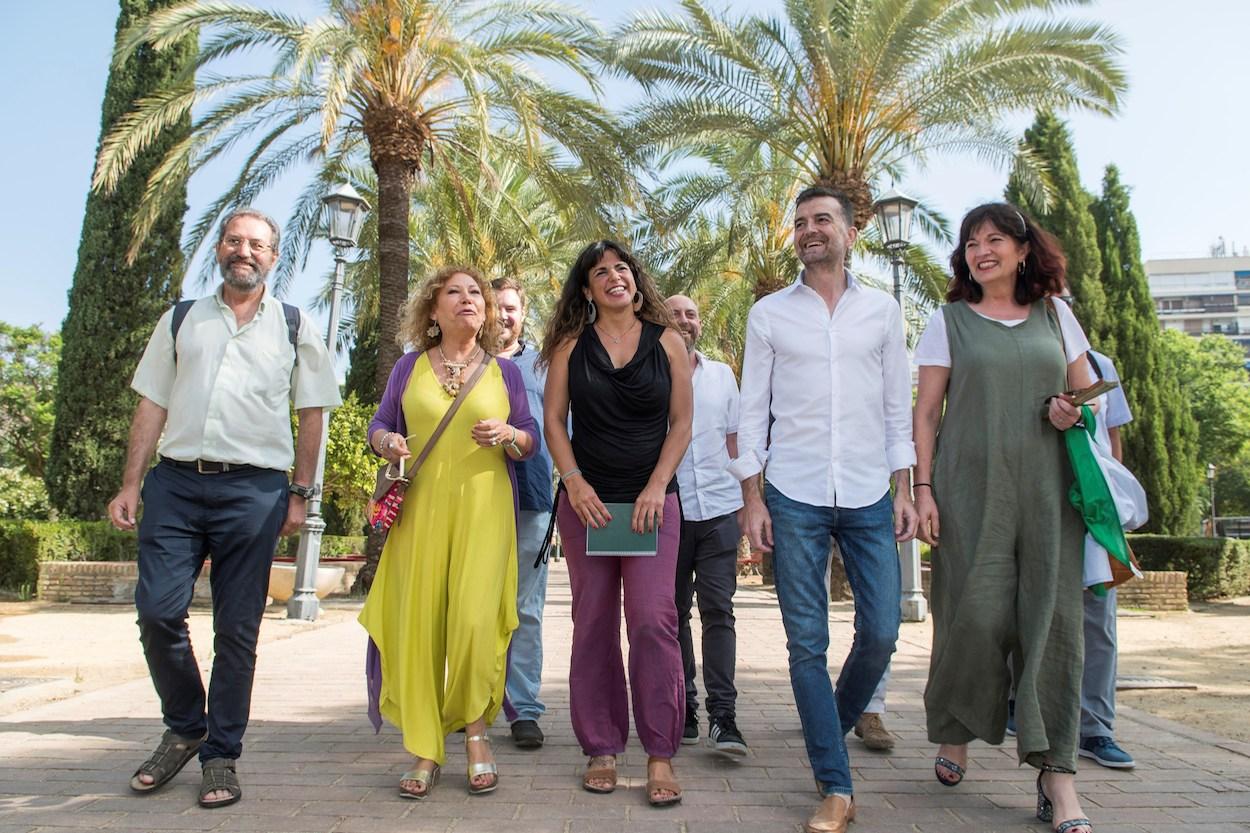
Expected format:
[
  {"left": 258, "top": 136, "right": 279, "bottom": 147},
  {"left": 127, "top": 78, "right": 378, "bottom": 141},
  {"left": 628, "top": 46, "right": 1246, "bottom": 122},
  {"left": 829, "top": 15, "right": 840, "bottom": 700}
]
[
  {"left": 611, "top": 0, "right": 1127, "bottom": 230},
  {"left": 93, "top": 0, "right": 634, "bottom": 394}
]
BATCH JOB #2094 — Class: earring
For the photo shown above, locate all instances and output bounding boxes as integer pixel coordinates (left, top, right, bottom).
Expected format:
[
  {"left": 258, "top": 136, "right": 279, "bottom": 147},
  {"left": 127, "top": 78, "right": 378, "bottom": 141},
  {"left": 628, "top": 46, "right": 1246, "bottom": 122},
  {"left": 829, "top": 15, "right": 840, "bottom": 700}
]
[
  {"left": 426, "top": 321, "right": 441, "bottom": 339},
  {"left": 586, "top": 299, "right": 597, "bottom": 324},
  {"left": 632, "top": 291, "right": 643, "bottom": 311},
  {"left": 1017, "top": 261, "right": 1026, "bottom": 277}
]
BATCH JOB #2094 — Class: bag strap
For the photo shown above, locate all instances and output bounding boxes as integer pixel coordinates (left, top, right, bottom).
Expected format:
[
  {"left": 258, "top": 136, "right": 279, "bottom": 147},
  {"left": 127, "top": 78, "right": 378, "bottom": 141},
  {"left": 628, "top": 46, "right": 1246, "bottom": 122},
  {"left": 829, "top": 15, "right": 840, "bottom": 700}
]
[
  {"left": 1044, "top": 296, "right": 1068, "bottom": 363},
  {"left": 400, "top": 355, "right": 493, "bottom": 477}
]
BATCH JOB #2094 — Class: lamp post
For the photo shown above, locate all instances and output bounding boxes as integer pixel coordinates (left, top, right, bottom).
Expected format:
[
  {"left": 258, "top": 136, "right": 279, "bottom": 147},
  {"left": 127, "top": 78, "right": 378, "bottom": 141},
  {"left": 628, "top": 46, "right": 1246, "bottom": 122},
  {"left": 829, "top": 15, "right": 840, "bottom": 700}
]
[
  {"left": 1208, "top": 462, "right": 1218, "bottom": 538},
  {"left": 288, "top": 183, "right": 369, "bottom": 621},
  {"left": 872, "top": 188, "right": 926, "bottom": 623}
]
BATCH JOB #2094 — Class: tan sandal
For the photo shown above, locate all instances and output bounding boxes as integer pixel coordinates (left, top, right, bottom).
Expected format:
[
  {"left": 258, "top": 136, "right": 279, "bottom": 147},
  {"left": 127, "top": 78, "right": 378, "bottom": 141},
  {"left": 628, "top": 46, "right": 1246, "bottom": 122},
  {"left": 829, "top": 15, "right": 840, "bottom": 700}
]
[
  {"left": 582, "top": 755, "right": 617, "bottom": 794},
  {"left": 645, "top": 755, "right": 682, "bottom": 807},
  {"left": 398, "top": 763, "right": 440, "bottom": 800},
  {"left": 465, "top": 734, "right": 498, "bottom": 795}
]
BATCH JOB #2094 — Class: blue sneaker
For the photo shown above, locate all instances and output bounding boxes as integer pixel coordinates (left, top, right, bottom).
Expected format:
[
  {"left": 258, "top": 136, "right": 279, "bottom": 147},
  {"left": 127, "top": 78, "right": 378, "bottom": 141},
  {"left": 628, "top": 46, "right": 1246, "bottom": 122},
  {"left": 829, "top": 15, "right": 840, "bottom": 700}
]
[
  {"left": 1005, "top": 699, "right": 1016, "bottom": 737},
  {"left": 1079, "top": 736, "right": 1135, "bottom": 769}
]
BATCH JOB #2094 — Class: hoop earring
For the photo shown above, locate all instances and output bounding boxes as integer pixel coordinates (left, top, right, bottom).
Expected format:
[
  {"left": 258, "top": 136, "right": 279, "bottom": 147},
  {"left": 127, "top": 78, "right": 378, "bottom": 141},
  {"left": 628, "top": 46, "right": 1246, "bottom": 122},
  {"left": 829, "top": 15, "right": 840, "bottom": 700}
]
[
  {"left": 426, "top": 321, "right": 441, "bottom": 339},
  {"left": 632, "top": 291, "right": 643, "bottom": 312},
  {"left": 586, "top": 299, "right": 597, "bottom": 324}
]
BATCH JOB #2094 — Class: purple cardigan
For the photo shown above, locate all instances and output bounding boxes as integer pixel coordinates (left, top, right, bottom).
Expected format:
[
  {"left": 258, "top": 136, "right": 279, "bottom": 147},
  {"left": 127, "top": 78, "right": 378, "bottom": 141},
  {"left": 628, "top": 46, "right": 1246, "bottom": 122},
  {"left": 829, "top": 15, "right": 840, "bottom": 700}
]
[{"left": 365, "top": 350, "right": 538, "bottom": 731}]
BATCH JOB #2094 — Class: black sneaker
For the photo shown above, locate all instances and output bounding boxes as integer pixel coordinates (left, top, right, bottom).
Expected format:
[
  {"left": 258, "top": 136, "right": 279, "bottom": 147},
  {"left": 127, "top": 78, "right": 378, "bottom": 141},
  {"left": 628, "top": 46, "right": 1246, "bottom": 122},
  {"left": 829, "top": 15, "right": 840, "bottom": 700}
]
[
  {"left": 682, "top": 708, "right": 700, "bottom": 745},
  {"left": 708, "top": 715, "right": 748, "bottom": 757},
  {"left": 510, "top": 719, "right": 544, "bottom": 749}
]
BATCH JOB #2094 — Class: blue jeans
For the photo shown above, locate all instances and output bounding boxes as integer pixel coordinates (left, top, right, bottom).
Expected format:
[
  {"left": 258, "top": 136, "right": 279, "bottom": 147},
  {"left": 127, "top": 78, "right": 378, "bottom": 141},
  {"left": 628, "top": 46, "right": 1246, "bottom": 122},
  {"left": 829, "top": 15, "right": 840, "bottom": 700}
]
[
  {"left": 505, "top": 510, "right": 551, "bottom": 723},
  {"left": 766, "top": 484, "right": 901, "bottom": 796}
]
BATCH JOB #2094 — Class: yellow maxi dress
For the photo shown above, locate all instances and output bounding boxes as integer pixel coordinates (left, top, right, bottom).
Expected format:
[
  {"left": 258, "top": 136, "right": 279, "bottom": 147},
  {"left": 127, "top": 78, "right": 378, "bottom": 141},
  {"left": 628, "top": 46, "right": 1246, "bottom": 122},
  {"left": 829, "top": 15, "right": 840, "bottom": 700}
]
[{"left": 359, "top": 355, "right": 518, "bottom": 765}]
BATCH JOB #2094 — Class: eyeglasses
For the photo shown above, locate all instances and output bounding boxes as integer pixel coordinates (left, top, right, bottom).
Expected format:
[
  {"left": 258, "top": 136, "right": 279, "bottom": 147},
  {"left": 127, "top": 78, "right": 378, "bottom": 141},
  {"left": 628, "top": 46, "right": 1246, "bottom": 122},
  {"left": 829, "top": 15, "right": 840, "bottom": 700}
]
[{"left": 222, "top": 235, "right": 274, "bottom": 253}]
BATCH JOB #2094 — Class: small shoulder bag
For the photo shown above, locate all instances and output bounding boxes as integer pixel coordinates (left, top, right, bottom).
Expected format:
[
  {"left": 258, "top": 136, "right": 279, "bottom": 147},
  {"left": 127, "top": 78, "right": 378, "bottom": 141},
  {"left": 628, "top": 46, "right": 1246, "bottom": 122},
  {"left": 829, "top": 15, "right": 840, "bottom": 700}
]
[{"left": 368, "top": 356, "right": 492, "bottom": 532}]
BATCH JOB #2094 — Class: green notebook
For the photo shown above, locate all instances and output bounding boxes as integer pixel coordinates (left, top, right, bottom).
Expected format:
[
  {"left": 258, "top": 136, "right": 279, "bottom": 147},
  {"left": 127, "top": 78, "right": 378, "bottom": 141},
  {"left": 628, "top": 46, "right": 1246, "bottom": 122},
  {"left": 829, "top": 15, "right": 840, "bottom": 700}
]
[{"left": 586, "top": 502, "right": 658, "bottom": 557}]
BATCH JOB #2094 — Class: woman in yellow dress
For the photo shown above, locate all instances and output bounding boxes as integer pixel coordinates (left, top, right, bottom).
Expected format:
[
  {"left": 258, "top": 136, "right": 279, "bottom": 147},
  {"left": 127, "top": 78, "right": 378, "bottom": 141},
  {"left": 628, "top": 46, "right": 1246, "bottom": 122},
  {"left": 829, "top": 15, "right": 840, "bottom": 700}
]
[{"left": 361, "top": 265, "right": 538, "bottom": 799}]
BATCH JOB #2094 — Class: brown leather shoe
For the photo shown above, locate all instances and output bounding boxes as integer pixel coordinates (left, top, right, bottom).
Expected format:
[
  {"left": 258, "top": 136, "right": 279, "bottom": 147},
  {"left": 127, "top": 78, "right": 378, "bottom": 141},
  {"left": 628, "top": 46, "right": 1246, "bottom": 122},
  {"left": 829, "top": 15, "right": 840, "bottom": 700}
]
[
  {"left": 805, "top": 794, "right": 856, "bottom": 833},
  {"left": 854, "top": 712, "right": 895, "bottom": 751}
]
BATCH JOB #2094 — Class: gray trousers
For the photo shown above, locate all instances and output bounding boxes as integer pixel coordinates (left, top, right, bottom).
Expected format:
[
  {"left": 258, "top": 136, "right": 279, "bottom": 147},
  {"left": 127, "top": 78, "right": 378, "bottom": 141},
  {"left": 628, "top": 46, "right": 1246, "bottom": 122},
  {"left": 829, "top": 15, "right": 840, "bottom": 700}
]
[
  {"left": 1081, "top": 587, "right": 1118, "bottom": 739},
  {"left": 676, "top": 512, "right": 740, "bottom": 718}
]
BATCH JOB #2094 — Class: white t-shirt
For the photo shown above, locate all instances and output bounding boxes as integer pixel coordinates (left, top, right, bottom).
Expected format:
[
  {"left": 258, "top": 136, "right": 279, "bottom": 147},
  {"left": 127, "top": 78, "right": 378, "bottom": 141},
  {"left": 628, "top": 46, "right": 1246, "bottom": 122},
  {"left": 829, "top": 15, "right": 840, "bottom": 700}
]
[{"left": 913, "top": 298, "right": 1091, "bottom": 367}]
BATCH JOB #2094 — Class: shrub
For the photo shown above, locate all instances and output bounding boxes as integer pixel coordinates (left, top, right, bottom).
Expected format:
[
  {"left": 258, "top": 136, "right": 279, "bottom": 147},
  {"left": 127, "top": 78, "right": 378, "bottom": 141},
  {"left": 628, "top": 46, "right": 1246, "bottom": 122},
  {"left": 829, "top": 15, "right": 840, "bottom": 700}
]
[
  {"left": 1129, "top": 534, "right": 1250, "bottom": 600},
  {"left": 0, "top": 520, "right": 136, "bottom": 590},
  {"left": 0, "top": 467, "right": 51, "bottom": 520},
  {"left": 276, "top": 534, "right": 366, "bottom": 559}
]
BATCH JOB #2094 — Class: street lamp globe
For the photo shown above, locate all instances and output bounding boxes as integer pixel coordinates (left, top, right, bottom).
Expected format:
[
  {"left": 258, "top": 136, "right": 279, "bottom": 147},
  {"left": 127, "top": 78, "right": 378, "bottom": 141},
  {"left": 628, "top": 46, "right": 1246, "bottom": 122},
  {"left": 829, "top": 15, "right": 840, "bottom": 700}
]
[
  {"left": 321, "top": 183, "right": 369, "bottom": 248},
  {"left": 872, "top": 188, "right": 919, "bottom": 253}
]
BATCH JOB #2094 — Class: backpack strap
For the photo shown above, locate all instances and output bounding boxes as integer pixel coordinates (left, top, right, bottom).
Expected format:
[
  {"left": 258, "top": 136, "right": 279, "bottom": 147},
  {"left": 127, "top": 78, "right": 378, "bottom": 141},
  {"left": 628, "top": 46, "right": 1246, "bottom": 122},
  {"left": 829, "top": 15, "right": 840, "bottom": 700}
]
[
  {"left": 170, "top": 298, "right": 301, "bottom": 366},
  {"left": 1086, "top": 350, "right": 1104, "bottom": 381}
]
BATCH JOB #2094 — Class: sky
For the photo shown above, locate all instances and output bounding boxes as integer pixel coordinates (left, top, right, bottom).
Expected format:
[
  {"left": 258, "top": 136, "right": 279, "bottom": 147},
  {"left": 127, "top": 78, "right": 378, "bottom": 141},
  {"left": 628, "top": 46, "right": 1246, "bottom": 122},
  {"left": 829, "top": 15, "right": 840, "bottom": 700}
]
[{"left": 2, "top": 0, "right": 1248, "bottom": 340}]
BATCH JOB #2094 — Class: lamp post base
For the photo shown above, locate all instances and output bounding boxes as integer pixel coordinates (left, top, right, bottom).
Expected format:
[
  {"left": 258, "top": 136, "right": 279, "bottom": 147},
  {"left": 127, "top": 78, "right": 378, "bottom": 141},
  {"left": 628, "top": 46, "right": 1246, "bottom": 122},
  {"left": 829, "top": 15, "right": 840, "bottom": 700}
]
[{"left": 287, "top": 514, "right": 326, "bottom": 622}]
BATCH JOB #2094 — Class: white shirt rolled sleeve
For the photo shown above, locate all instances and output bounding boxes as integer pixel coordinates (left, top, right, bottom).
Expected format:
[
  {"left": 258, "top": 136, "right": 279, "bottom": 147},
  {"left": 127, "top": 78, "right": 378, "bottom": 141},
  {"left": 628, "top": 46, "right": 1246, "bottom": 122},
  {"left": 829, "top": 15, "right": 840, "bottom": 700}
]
[
  {"left": 729, "top": 271, "right": 916, "bottom": 509},
  {"left": 676, "top": 353, "right": 744, "bottom": 521}
]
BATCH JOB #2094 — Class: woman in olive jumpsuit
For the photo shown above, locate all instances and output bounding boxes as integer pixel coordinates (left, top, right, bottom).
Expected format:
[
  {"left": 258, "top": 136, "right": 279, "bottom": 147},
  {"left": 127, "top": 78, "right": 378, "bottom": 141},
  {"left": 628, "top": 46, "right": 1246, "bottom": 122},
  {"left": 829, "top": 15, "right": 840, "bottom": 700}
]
[{"left": 913, "top": 204, "right": 1098, "bottom": 833}]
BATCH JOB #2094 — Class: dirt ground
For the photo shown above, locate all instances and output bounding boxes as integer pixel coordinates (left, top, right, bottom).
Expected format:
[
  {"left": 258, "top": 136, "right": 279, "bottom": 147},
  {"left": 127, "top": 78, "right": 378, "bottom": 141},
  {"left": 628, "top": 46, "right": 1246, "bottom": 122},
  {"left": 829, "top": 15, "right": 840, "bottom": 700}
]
[
  {"left": 1, "top": 594, "right": 1247, "bottom": 742},
  {"left": 1114, "top": 595, "right": 1250, "bottom": 742}
]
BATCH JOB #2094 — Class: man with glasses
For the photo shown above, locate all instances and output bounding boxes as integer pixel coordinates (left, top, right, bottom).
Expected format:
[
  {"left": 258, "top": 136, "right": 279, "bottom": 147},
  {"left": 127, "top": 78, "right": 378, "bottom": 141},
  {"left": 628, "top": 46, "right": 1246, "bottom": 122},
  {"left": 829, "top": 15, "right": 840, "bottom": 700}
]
[{"left": 108, "top": 208, "right": 341, "bottom": 809}]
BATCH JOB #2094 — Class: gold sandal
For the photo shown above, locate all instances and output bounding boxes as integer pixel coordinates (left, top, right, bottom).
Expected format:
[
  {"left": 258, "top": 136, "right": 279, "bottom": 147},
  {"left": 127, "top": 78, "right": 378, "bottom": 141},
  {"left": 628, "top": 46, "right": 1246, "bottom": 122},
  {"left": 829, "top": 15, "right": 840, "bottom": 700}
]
[
  {"left": 805, "top": 794, "right": 856, "bottom": 833},
  {"left": 465, "top": 734, "right": 498, "bottom": 795},
  {"left": 398, "top": 763, "right": 440, "bottom": 800}
]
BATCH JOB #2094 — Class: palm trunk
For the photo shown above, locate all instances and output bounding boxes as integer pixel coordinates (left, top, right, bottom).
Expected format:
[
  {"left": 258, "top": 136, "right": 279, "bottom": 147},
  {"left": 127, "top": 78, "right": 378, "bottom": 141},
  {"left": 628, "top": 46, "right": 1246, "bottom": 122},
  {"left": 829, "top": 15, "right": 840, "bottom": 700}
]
[{"left": 355, "top": 153, "right": 415, "bottom": 594}]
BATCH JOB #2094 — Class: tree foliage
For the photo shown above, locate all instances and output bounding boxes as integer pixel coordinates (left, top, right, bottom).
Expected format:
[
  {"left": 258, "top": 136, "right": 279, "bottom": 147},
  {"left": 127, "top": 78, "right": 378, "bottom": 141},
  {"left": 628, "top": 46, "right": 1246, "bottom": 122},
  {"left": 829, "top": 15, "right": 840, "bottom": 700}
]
[
  {"left": 0, "top": 324, "right": 61, "bottom": 481},
  {"left": 1158, "top": 331, "right": 1250, "bottom": 467},
  {"left": 1087, "top": 166, "right": 1201, "bottom": 535},
  {"left": 1006, "top": 110, "right": 1110, "bottom": 350},
  {"left": 611, "top": 0, "right": 1126, "bottom": 229},
  {"left": 45, "top": 0, "right": 194, "bottom": 519}
]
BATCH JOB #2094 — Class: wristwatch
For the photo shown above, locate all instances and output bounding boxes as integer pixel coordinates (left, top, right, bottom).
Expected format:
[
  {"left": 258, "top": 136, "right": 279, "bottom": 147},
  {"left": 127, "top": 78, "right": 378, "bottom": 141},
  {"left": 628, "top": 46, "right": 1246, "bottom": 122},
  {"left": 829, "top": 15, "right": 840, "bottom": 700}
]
[{"left": 289, "top": 482, "right": 316, "bottom": 500}]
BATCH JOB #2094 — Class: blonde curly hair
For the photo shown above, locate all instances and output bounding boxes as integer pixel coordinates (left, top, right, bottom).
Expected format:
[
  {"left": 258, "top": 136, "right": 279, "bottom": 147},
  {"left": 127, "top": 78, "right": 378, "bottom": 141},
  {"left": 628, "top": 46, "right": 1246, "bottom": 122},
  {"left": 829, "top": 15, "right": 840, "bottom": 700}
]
[{"left": 399, "top": 264, "right": 501, "bottom": 353}]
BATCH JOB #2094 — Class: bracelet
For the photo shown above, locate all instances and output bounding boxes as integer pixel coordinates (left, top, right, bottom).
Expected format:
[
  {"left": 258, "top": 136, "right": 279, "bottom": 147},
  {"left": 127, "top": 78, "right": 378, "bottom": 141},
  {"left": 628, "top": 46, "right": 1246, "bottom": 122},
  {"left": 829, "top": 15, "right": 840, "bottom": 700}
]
[
  {"left": 504, "top": 425, "right": 522, "bottom": 457},
  {"left": 561, "top": 467, "right": 582, "bottom": 481},
  {"left": 914, "top": 483, "right": 932, "bottom": 489}
]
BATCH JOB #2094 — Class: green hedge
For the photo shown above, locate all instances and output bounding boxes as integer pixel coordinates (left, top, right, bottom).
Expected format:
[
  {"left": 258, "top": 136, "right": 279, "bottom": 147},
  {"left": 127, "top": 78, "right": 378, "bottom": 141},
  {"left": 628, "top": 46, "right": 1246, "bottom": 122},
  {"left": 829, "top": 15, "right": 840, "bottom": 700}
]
[
  {"left": 1129, "top": 534, "right": 1250, "bottom": 600},
  {"left": 0, "top": 520, "right": 365, "bottom": 590},
  {"left": 276, "top": 535, "right": 366, "bottom": 558},
  {"left": 0, "top": 520, "right": 136, "bottom": 589}
]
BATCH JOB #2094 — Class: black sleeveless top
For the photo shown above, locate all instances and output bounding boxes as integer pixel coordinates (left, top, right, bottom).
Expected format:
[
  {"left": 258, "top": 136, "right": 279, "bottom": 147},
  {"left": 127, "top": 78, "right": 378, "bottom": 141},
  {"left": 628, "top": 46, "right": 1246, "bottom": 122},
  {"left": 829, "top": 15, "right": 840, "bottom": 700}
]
[{"left": 568, "top": 320, "right": 676, "bottom": 503}]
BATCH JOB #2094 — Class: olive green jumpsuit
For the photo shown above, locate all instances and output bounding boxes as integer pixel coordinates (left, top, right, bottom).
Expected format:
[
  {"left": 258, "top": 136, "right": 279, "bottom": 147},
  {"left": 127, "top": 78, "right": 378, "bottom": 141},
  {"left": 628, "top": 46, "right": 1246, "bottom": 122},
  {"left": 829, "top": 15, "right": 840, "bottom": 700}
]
[{"left": 925, "top": 300, "right": 1085, "bottom": 770}]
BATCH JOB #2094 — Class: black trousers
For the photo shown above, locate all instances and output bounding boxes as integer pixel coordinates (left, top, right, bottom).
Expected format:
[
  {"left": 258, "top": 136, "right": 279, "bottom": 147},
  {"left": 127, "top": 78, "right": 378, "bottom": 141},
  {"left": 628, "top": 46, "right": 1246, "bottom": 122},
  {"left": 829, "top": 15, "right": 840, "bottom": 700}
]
[
  {"left": 675, "top": 512, "right": 740, "bottom": 719},
  {"left": 135, "top": 460, "right": 288, "bottom": 762}
]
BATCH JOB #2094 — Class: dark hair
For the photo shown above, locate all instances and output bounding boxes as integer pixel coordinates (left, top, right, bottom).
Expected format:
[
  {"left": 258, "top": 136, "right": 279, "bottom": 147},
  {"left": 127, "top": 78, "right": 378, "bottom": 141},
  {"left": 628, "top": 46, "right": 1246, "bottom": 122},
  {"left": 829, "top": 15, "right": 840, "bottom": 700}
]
[
  {"left": 490, "top": 276, "right": 527, "bottom": 309},
  {"left": 795, "top": 186, "right": 855, "bottom": 229},
  {"left": 539, "top": 240, "right": 675, "bottom": 366},
  {"left": 947, "top": 203, "right": 1067, "bottom": 304}
]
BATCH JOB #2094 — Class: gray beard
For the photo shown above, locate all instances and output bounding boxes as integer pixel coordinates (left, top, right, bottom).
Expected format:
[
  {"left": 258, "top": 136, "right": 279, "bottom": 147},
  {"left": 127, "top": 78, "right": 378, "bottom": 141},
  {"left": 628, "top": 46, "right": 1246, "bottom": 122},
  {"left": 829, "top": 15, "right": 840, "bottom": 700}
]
[{"left": 220, "top": 258, "right": 269, "bottom": 291}]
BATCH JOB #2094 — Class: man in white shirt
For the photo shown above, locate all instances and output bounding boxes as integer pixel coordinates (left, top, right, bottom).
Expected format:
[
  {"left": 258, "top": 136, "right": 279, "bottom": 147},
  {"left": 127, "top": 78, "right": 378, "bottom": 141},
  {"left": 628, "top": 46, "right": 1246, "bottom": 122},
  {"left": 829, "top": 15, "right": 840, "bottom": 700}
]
[
  {"left": 666, "top": 294, "right": 748, "bottom": 757},
  {"left": 729, "top": 186, "right": 917, "bottom": 833},
  {"left": 107, "top": 209, "right": 341, "bottom": 809}
]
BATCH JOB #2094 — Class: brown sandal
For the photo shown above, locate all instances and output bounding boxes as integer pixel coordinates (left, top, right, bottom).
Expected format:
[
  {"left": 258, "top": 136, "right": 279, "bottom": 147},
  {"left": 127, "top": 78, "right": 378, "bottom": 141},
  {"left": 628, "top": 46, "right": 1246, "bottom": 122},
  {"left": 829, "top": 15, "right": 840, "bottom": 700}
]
[
  {"left": 582, "top": 755, "right": 617, "bottom": 794},
  {"left": 645, "top": 755, "right": 682, "bottom": 807}
]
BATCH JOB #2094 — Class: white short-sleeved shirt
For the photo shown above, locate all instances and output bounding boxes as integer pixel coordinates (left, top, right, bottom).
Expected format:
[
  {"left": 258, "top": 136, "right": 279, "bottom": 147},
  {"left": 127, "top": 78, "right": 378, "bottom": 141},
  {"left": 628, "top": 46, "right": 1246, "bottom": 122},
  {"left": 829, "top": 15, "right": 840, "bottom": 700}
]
[
  {"left": 131, "top": 284, "right": 342, "bottom": 471},
  {"left": 675, "top": 353, "right": 743, "bottom": 521},
  {"left": 1087, "top": 350, "right": 1132, "bottom": 447},
  {"left": 913, "top": 298, "right": 1090, "bottom": 367}
]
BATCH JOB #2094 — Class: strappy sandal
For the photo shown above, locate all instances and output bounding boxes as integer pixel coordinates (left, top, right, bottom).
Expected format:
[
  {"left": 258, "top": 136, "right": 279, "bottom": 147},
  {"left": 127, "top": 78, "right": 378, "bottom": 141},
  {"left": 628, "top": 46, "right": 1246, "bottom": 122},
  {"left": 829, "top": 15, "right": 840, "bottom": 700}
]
[
  {"left": 399, "top": 763, "right": 440, "bottom": 800},
  {"left": 197, "top": 757, "right": 242, "bottom": 809},
  {"left": 129, "top": 729, "right": 205, "bottom": 793},
  {"left": 582, "top": 755, "right": 617, "bottom": 794},
  {"left": 465, "top": 734, "right": 498, "bottom": 795},
  {"left": 645, "top": 755, "right": 682, "bottom": 808},
  {"left": 934, "top": 753, "right": 966, "bottom": 786},
  {"left": 1036, "top": 764, "right": 1093, "bottom": 833}
]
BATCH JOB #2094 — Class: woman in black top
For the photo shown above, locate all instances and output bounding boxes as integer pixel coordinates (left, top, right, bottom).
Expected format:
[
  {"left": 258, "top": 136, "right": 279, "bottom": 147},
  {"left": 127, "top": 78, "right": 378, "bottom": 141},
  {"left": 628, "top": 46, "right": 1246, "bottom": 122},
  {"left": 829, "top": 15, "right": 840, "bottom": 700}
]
[{"left": 542, "top": 240, "right": 693, "bottom": 807}]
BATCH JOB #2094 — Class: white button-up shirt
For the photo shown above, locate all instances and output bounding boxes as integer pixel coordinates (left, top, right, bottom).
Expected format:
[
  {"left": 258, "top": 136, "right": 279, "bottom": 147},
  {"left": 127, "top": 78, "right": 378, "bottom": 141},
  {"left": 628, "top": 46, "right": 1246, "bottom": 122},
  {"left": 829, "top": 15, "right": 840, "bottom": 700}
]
[
  {"left": 131, "top": 285, "right": 342, "bottom": 471},
  {"left": 728, "top": 270, "right": 915, "bottom": 509},
  {"left": 676, "top": 352, "right": 744, "bottom": 522}
]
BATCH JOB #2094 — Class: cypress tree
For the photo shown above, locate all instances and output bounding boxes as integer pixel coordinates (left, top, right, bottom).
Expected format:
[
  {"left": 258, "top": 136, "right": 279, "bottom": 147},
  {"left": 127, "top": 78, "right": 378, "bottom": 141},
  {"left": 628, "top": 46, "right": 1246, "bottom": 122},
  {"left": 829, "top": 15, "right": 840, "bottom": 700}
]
[
  {"left": 1090, "top": 166, "right": 1201, "bottom": 534},
  {"left": 1005, "top": 110, "right": 1112, "bottom": 353},
  {"left": 45, "top": 0, "right": 195, "bottom": 518}
]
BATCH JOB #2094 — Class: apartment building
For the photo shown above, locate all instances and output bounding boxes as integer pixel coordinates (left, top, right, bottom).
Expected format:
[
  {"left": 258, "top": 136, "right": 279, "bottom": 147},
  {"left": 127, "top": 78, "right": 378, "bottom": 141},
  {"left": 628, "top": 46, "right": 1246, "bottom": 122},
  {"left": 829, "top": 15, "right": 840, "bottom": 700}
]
[{"left": 1145, "top": 255, "right": 1250, "bottom": 354}]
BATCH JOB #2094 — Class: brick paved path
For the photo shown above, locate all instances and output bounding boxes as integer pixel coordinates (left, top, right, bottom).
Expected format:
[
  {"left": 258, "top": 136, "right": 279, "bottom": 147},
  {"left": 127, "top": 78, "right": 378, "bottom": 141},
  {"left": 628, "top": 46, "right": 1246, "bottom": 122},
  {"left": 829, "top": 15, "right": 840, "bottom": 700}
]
[{"left": 1, "top": 562, "right": 1248, "bottom": 832}]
